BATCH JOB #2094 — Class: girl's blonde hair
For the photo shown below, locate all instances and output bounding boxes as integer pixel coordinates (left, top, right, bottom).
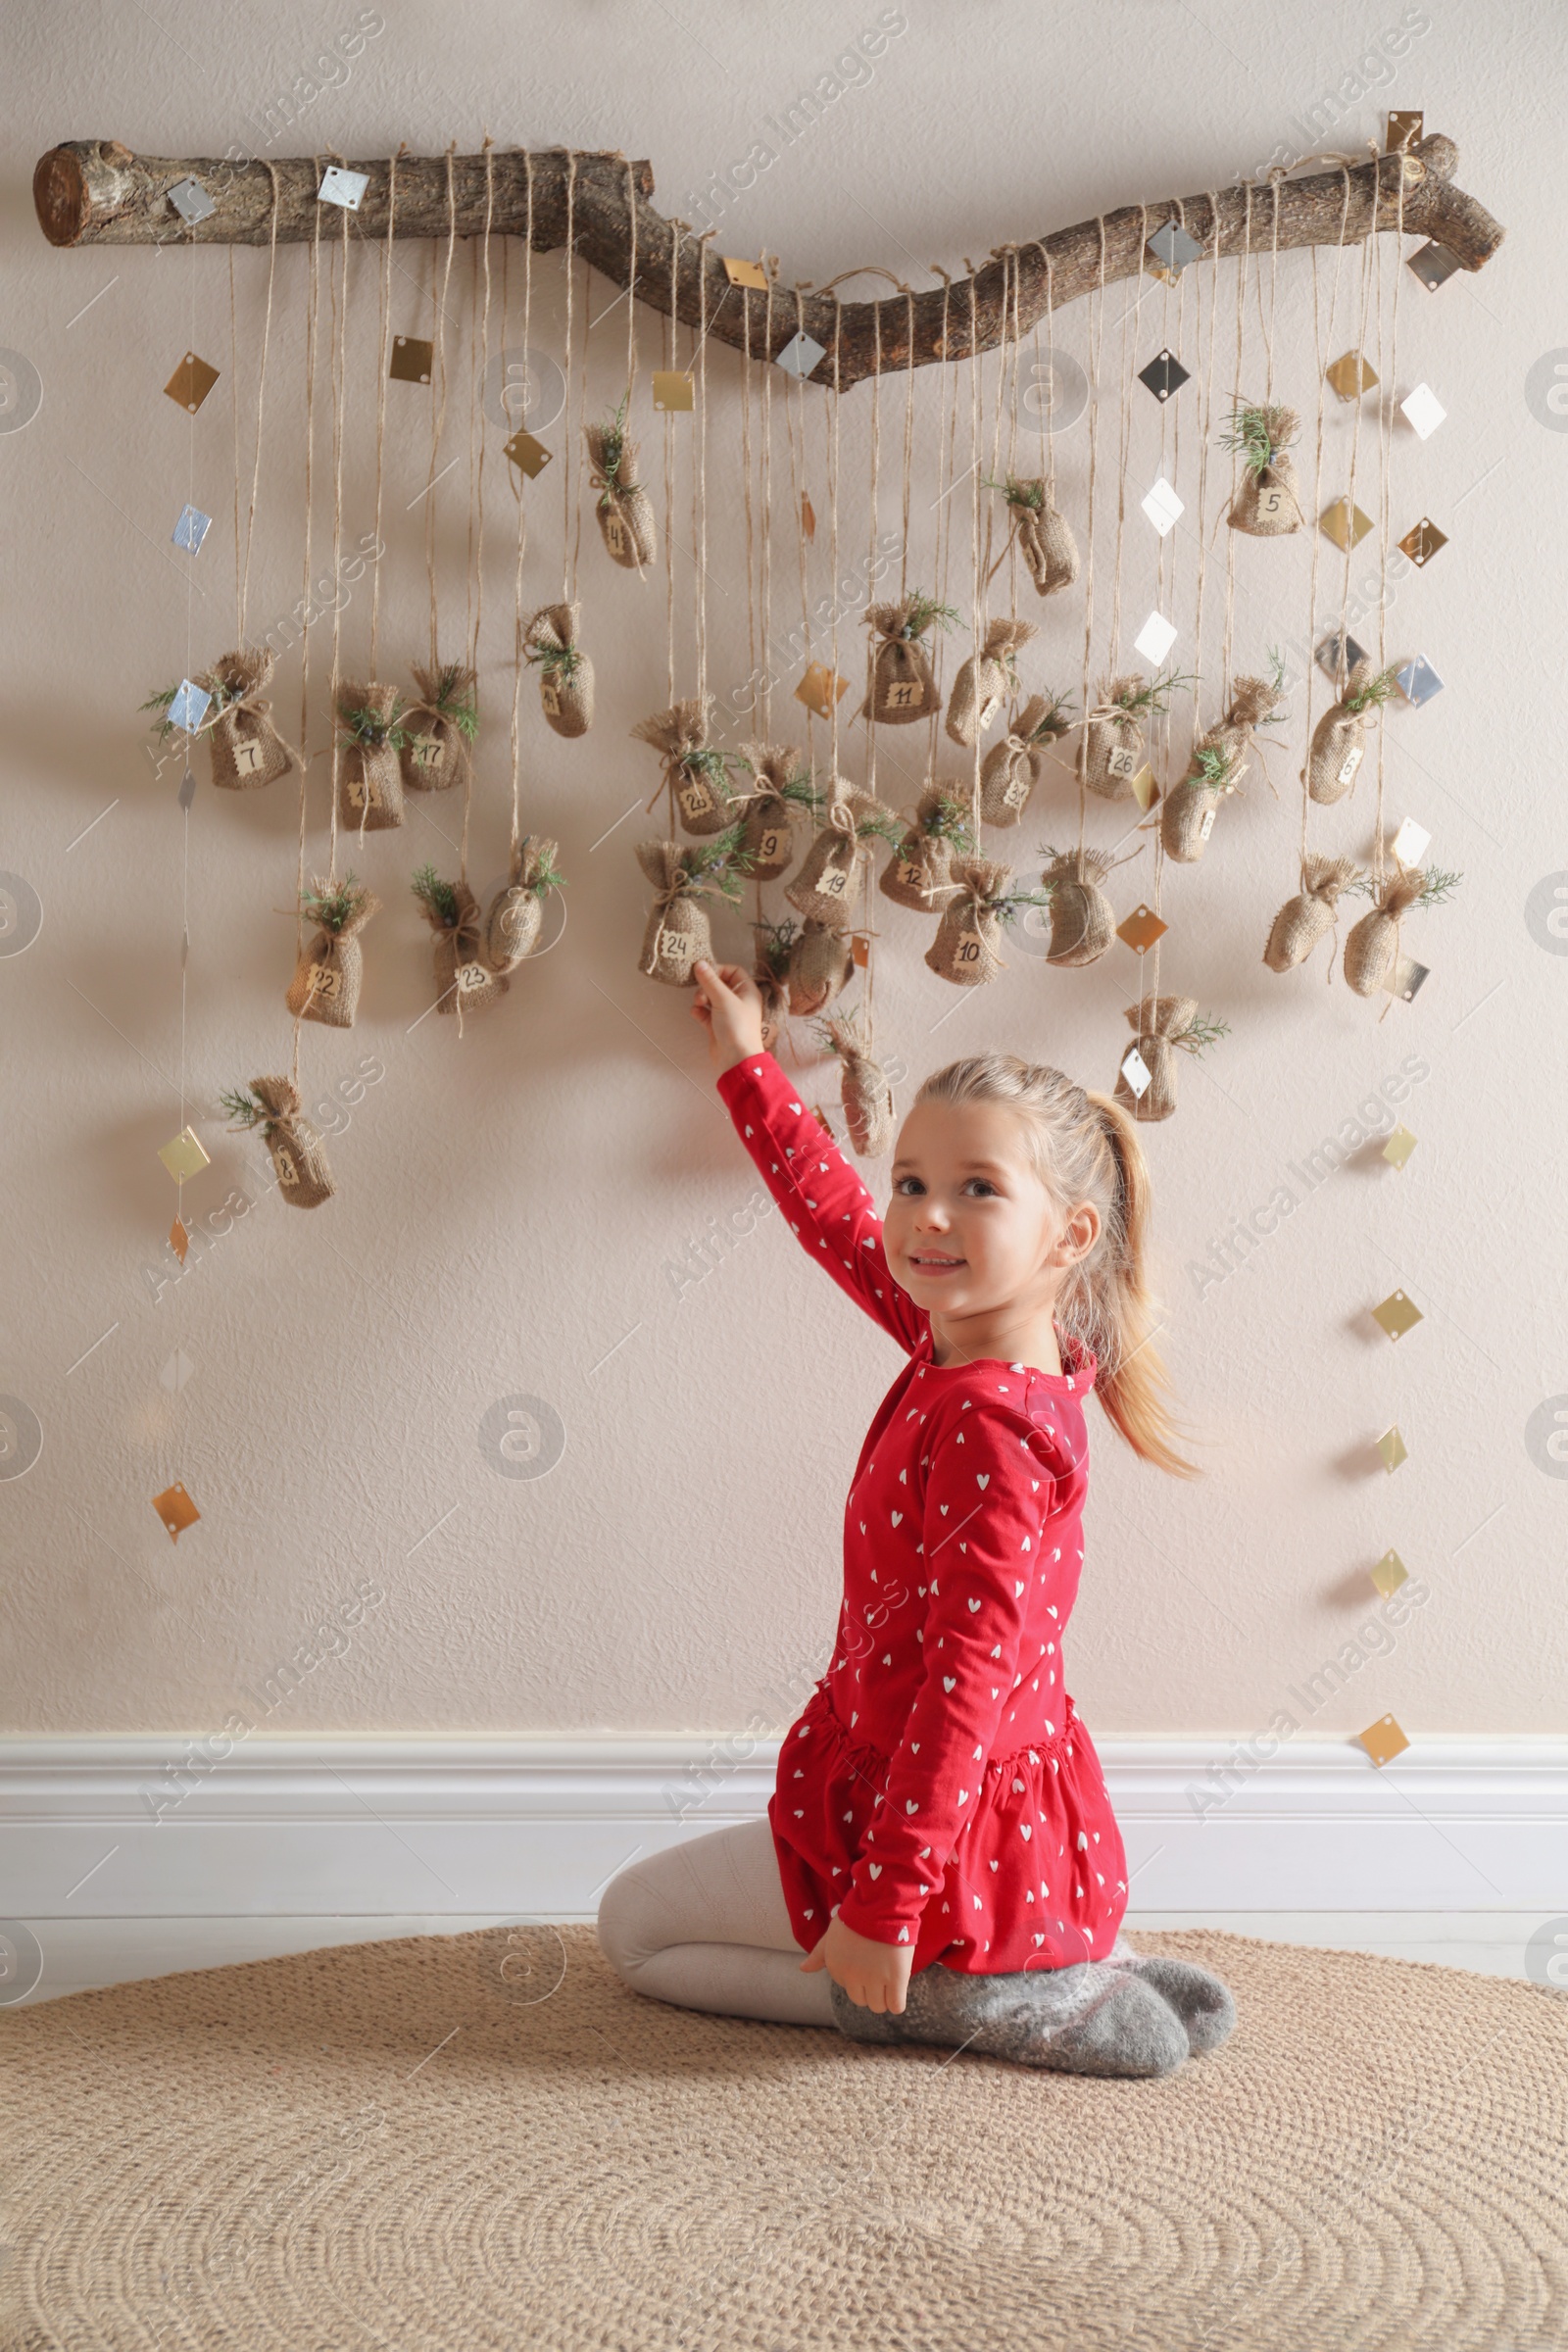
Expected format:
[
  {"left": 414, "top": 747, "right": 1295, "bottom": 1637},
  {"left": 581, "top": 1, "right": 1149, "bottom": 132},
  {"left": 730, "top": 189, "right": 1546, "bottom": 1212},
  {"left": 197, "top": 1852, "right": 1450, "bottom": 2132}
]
[{"left": 913, "top": 1051, "right": 1202, "bottom": 1478}]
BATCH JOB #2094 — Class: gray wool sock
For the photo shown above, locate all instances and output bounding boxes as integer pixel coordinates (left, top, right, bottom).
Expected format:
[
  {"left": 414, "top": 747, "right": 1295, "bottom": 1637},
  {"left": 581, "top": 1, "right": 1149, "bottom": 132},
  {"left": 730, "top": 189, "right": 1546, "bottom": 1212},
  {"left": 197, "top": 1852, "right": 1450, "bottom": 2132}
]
[
  {"left": 828, "top": 1957, "right": 1188, "bottom": 2079},
  {"left": 1103, "top": 1936, "right": 1238, "bottom": 2057}
]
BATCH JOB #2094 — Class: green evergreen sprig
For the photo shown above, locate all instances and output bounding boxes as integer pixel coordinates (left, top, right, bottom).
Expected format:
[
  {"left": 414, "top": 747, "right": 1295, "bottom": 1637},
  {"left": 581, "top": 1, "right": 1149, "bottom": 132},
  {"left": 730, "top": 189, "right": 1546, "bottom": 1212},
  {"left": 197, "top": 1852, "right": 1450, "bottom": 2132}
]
[
  {"left": 337, "top": 692, "right": 409, "bottom": 752},
  {"left": 920, "top": 792, "right": 978, "bottom": 852},
  {"left": 595, "top": 391, "right": 630, "bottom": 499},
  {"left": 525, "top": 637, "right": 583, "bottom": 683},
  {"left": 984, "top": 471, "right": 1046, "bottom": 512},
  {"left": 1176, "top": 1012, "right": 1232, "bottom": 1055},
  {"left": 899, "top": 591, "right": 961, "bottom": 639},
  {"left": 420, "top": 664, "right": 479, "bottom": 740},
  {"left": 300, "top": 873, "right": 369, "bottom": 933},
  {"left": 1341, "top": 663, "right": 1402, "bottom": 714},
  {"left": 411, "top": 862, "right": 461, "bottom": 929},
  {"left": 1219, "top": 404, "right": 1289, "bottom": 474},
  {"left": 1108, "top": 666, "right": 1198, "bottom": 718},
  {"left": 219, "top": 1084, "right": 269, "bottom": 1130},
  {"left": 520, "top": 842, "right": 568, "bottom": 898},
  {"left": 673, "top": 818, "right": 757, "bottom": 903},
  {"left": 1344, "top": 863, "right": 1463, "bottom": 907},
  {"left": 1023, "top": 692, "right": 1075, "bottom": 744}
]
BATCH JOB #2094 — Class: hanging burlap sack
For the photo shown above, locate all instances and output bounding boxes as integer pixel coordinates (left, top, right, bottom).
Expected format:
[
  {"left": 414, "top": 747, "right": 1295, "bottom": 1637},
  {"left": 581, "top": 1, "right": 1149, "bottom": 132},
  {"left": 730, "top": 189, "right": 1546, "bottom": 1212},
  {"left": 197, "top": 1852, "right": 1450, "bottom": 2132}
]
[
  {"left": 634, "top": 841, "right": 715, "bottom": 987},
  {"left": 1211, "top": 671, "right": 1287, "bottom": 766},
  {"left": 1306, "top": 660, "right": 1397, "bottom": 806},
  {"left": 1263, "top": 855, "right": 1361, "bottom": 974},
  {"left": 946, "top": 620, "right": 1037, "bottom": 748},
  {"left": 198, "top": 647, "right": 297, "bottom": 790},
  {"left": 786, "top": 917, "right": 855, "bottom": 1016},
  {"left": 337, "top": 682, "right": 407, "bottom": 831},
  {"left": 631, "top": 696, "right": 739, "bottom": 836},
  {"left": 1079, "top": 676, "right": 1150, "bottom": 800},
  {"left": 1112, "top": 997, "right": 1199, "bottom": 1123},
  {"left": 858, "top": 595, "right": 949, "bottom": 726},
  {"left": 978, "top": 695, "right": 1069, "bottom": 825},
  {"left": 823, "top": 1007, "right": 897, "bottom": 1157},
  {"left": 400, "top": 662, "right": 476, "bottom": 795},
  {"left": 1226, "top": 405, "right": 1304, "bottom": 536},
  {"left": 250, "top": 1076, "right": 335, "bottom": 1208},
  {"left": 1042, "top": 848, "right": 1116, "bottom": 967},
  {"left": 417, "top": 877, "right": 510, "bottom": 1017},
  {"left": 784, "top": 787, "right": 886, "bottom": 927},
  {"left": 1342, "top": 866, "right": 1428, "bottom": 998},
  {"left": 524, "top": 604, "right": 594, "bottom": 738},
  {"left": 879, "top": 782, "right": 972, "bottom": 912},
  {"left": 284, "top": 882, "right": 380, "bottom": 1029},
  {"left": 752, "top": 935, "right": 792, "bottom": 1050},
  {"left": 733, "top": 744, "right": 808, "bottom": 881},
  {"left": 585, "top": 415, "right": 657, "bottom": 571},
  {"left": 1002, "top": 476, "right": 1080, "bottom": 596},
  {"left": 1160, "top": 736, "right": 1244, "bottom": 863},
  {"left": 484, "top": 836, "right": 561, "bottom": 974},
  {"left": 926, "top": 857, "right": 1012, "bottom": 986}
]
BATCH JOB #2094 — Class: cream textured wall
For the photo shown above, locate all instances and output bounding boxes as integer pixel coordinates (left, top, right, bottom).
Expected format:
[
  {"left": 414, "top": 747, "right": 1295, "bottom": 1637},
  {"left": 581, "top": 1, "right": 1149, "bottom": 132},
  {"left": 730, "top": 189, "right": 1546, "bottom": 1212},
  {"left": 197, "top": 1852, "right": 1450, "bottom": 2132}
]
[{"left": 1, "top": 1, "right": 1559, "bottom": 1741}]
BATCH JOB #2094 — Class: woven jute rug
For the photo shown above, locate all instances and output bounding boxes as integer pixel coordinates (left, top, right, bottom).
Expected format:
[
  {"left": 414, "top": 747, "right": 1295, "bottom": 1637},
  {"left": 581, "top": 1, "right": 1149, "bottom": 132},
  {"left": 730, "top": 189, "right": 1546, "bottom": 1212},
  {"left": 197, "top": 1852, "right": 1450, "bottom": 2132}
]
[{"left": 2, "top": 1924, "right": 1565, "bottom": 2352}]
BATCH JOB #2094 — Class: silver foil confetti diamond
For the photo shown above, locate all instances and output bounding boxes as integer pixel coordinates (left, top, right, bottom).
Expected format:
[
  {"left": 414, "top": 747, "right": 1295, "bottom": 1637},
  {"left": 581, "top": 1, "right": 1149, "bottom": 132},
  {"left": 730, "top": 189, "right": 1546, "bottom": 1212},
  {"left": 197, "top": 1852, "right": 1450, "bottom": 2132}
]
[{"left": 167, "top": 176, "right": 216, "bottom": 225}]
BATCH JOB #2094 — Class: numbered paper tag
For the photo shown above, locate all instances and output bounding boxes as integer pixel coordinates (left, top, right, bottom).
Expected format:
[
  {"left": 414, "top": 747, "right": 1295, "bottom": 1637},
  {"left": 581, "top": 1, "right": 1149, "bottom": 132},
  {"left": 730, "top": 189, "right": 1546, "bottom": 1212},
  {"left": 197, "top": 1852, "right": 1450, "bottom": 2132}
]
[
  {"left": 1337, "top": 744, "right": 1364, "bottom": 789},
  {"left": 539, "top": 675, "right": 561, "bottom": 717},
  {"left": 272, "top": 1144, "right": 300, "bottom": 1187},
  {"left": 897, "top": 858, "right": 927, "bottom": 890},
  {"left": 1105, "top": 745, "right": 1139, "bottom": 781},
  {"left": 1198, "top": 802, "right": 1218, "bottom": 842},
  {"left": 457, "top": 961, "right": 490, "bottom": 994},
  {"left": 1120, "top": 1047, "right": 1152, "bottom": 1099},
  {"left": 678, "top": 778, "right": 716, "bottom": 821},
  {"left": 976, "top": 696, "right": 1000, "bottom": 732},
  {"left": 956, "top": 929, "right": 984, "bottom": 966},
  {"left": 412, "top": 733, "right": 446, "bottom": 771},
  {"left": 1003, "top": 768, "right": 1031, "bottom": 808},
  {"left": 660, "top": 931, "right": 696, "bottom": 966},
  {"left": 311, "top": 963, "right": 341, "bottom": 999},
  {"left": 1256, "top": 483, "right": 1287, "bottom": 518},
  {"left": 604, "top": 513, "right": 627, "bottom": 557},
  {"left": 816, "top": 865, "right": 850, "bottom": 898},
  {"left": 233, "top": 736, "right": 265, "bottom": 774},
  {"left": 757, "top": 826, "right": 787, "bottom": 863},
  {"left": 882, "top": 679, "right": 923, "bottom": 712}
]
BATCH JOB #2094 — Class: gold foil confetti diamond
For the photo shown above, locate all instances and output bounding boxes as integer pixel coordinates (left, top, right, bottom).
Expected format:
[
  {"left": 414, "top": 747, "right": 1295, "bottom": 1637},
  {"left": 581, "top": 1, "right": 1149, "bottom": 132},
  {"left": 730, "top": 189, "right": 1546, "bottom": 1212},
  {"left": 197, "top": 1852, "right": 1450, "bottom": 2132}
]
[
  {"left": 1371, "top": 1288, "right": 1424, "bottom": 1342},
  {"left": 152, "top": 1481, "right": 201, "bottom": 1543},
  {"left": 1399, "top": 516, "right": 1447, "bottom": 567},
  {"left": 1370, "top": 1548, "right": 1410, "bottom": 1598},
  {"left": 169, "top": 1217, "right": 189, "bottom": 1265},
  {"left": 1375, "top": 1427, "right": 1408, "bottom": 1473},
  {"left": 1116, "top": 903, "right": 1168, "bottom": 956},
  {"left": 1383, "top": 1125, "right": 1418, "bottom": 1170},
  {"left": 795, "top": 662, "right": 849, "bottom": 718},
  {"left": 1326, "top": 351, "right": 1379, "bottom": 400},
  {"left": 1319, "top": 497, "right": 1374, "bottom": 551},
  {"left": 1357, "top": 1714, "right": 1410, "bottom": 1767},
  {"left": 720, "top": 256, "right": 769, "bottom": 289},
  {"left": 388, "top": 335, "right": 434, "bottom": 384},
  {"left": 653, "top": 370, "right": 695, "bottom": 413},
  {"left": 1386, "top": 110, "right": 1424, "bottom": 150},
  {"left": 503, "top": 429, "right": 552, "bottom": 478},
  {"left": 163, "top": 352, "right": 220, "bottom": 415},
  {"left": 158, "top": 1126, "right": 210, "bottom": 1183},
  {"left": 1129, "top": 763, "right": 1159, "bottom": 812}
]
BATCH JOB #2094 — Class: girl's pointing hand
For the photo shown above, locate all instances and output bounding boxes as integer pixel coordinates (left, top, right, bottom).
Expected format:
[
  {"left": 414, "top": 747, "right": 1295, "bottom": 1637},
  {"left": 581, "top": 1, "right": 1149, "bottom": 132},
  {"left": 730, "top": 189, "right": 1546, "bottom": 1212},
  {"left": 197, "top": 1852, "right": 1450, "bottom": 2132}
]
[{"left": 691, "top": 958, "right": 766, "bottom": 1074}]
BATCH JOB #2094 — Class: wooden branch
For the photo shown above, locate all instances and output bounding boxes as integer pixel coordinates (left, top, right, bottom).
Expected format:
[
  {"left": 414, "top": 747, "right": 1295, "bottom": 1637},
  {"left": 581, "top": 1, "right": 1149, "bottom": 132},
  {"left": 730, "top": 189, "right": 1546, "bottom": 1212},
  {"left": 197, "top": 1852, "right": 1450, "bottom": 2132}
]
[{"left": 34, "top": 135, "right": 1503, "bottom": 394}]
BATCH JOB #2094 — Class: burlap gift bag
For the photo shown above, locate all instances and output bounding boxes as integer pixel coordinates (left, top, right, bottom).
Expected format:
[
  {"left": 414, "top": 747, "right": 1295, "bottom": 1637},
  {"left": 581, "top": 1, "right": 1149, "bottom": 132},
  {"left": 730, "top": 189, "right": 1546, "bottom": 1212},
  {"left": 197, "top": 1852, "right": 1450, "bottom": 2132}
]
[
  {"left": 631, "top": 696, "right": 739, "bottom": 836},
  {"left": 1306, "top": 660, "right": 1399, "bottom": 806},
  {"left": 1210, "top": 670, "right": 1287, "bottom": 765},
  {"left": 997, "top": 475, "right": 1080, "bottom": 596},
  {"left": 879, "top": 783, "right": 973, "bottom": 912},
  {"left": 786, "top": 917, "right": 855, "bottom": 1016},
  {"left": 925, "top": 857, "right": 1013, "bottom": 986},
  {"left": 1342, "top": 865, "right": 1429, "bottom": 998},
  {"left": 484, "top": 836, "right": 562, "bottom": 974},
  {"left": 1042, "top": 847, "right": 1116, "bottom": 967},
  {"left": 979, "top": 694, "right": 1071, "bottom": 825},
  {"left": 821, "top": 1005, "right": 897, "bottom": 1157},
  {"left": 1079, "top": 676, "right": 1151, "bottom": 799},
  {"left": 412, "top": 867, "right": 510, "bottom": 1022},
  {"left": 284, "top": 879, "right": 380, "bottom": 1028},
  {"left": 784, "top": 788, "right": 891, "bottom": 926},
  {"left": 585, "top": 409, "right": 657, "bottom": 571},
  {"left": 733, "top": 743, "right": 810, "bottom": 881},
  {"left": 634, "top": 841, "right": 718, "bottom": 987},
  {"left": 1224, "top": 404, "right": 1304, "bottom": 536},
  {"left": 1160, "top": 735, "right": 1244, "bottom": 863},
  {"left": 1263, "top": 855, "right": 1361, "bottom": 974},
  {"left": 946, "top": 619, "right": 1037, "bottom": 748},
  {"left": 858, "top": 594, "right": 954, "bottom": 726},
  {"left": 524, "top": 604, "right": 594, "bottom": 737},
  {"left": 337, "top": 682, "right": 408, "bottom": 831},
  {"left": 400, "top": 662, "right": 476, "bottom": 795},
  {"left": 238, "top": 1076, "right": 335, "bottom": 1208},
  {"left": 1112, "top": 997, "right": 1200, "bottom": 1123},
  {"left": 752, "top": 925, "right": 794, "bottom": 1049},
  {"left": 197, "top": 647, "right": 297, "bottom": 789}
]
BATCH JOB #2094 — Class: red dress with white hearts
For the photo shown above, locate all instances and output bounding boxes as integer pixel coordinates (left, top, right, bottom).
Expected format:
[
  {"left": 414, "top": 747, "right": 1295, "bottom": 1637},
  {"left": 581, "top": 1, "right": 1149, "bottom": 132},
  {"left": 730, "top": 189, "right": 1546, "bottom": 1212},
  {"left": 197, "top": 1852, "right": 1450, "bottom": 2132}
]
[{"left": 714, "top": 1049, "right": 1131, "bottom": 1977}]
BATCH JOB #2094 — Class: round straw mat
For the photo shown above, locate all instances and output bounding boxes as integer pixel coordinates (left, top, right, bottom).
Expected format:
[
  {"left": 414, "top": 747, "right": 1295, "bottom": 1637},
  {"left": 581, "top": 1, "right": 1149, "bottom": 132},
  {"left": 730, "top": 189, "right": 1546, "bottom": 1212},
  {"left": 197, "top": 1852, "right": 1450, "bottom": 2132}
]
[{"left": 1, "top": 1925, "right": 1564, "bottom": 2351}]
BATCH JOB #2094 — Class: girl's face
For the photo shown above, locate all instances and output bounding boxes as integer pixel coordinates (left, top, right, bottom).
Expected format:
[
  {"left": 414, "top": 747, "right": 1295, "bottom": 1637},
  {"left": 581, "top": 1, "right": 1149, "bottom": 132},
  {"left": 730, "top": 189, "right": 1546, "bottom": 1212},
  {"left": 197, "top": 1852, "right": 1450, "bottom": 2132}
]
[{"left": 883, "top": 1097, "right": 1098, "bottom": 1320}]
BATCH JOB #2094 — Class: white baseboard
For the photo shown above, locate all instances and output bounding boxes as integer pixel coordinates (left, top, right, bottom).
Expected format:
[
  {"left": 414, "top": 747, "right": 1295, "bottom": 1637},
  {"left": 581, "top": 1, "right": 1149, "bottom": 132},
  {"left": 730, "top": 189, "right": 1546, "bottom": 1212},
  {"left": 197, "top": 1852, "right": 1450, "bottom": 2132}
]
[{"left": 2, "top": 1734, "right": 1565, "bottom": 1921}]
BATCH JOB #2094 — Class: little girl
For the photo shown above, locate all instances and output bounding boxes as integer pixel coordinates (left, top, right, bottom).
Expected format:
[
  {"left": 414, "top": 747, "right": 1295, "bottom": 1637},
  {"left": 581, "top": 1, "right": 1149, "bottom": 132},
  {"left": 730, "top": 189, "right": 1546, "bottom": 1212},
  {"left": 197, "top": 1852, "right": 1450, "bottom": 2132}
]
[{"left": 596, "top": 960, "right": 1237, "bottom": 2077}]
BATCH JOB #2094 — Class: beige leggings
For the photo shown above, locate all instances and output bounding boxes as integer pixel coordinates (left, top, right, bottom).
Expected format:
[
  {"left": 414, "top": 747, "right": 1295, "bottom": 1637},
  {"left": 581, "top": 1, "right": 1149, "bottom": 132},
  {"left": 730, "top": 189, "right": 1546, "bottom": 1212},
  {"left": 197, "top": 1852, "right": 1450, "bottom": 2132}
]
[{"left": 595, "top": 1817, "right": 837, "bottom": 2029}]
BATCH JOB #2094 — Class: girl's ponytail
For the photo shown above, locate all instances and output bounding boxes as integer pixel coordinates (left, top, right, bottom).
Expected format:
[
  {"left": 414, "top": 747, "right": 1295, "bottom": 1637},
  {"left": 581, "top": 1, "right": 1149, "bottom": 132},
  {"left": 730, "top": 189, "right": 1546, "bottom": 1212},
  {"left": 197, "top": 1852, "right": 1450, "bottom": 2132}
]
[
  {"left": 1075, "top": 1091, "right": 1202, "bottom": 1479},
  {"left": 912, "top": 1051, "right": 1203, "bottom": 1478}
]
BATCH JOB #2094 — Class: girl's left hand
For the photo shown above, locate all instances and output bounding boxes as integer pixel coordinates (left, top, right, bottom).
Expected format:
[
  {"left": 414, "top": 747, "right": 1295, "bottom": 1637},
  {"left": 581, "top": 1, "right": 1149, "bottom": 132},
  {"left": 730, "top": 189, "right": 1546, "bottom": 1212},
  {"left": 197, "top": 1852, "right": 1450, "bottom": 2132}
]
[{"left": 800, "top": 1913, "right": 915, "bottom": 2014}]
